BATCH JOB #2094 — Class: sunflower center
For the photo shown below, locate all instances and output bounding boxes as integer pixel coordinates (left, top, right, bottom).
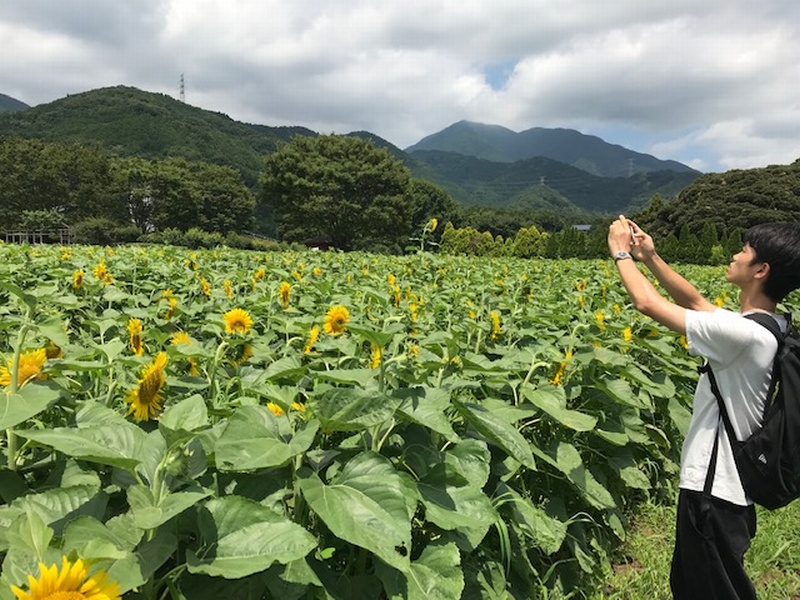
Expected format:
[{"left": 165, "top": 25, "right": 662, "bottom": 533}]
[{"left": 43, "top": 592, "right": 87, "bottom": 600}]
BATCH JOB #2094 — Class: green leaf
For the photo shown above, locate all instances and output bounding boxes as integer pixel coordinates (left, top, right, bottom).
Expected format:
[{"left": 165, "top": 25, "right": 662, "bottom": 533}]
[
  {"left": 523, "top": 385, "right": 597, "bottom": 432},
  {"left": 262, "top": 356, "right": 306, "bottom": 383},
  {"left": 11, "top": 485, "right": 107, "bottom": 536},
  {"left": 215, "top": 405, "right": 318, "bottom": 471},
  {"left": 297, "top": 452, "right": 415, "bottom": 572},
  {"left": 37, "top": 317, "right": 70, "bottom": 349},
  {"left": 0, "top": 281, "right": 37, "bottom": 311},
  {"left": 6, "top": 510, "right": 53, "bottom": 561},
  {"left": 18, "top": 423, "right": 147, "bottom": 471},
  {"left": 394, "top": 386, "right": 458, "bottom": 442},
  {"left": 311, "top": 387, "right": 401, "bottom": 432},
  {"left": 160, "top": 393, "right": 208, "bottom": 431},
  {"left": 418, "top": 481, "right": 495, "bottom": 550},
  {"left": 62, "top": 516, "right": 131, "bottom": 560},
  {"left": 607, "top": 453, "right": 651, "bottom": 491},
  {"left": 596, "top": 378, "right": 650, "bottom": 409},
  {"left": 186, "top": 496, "right": 316, "bottom": 579},
  {"left": 0, "top": 381, "right": 61, "bottom": 430},
  {"left": 495, "top": 484, "right": 566, "bottom": 555},
  {"left": 453, "top": 401, "right": 535, "bottom": 469},
  {"left": 314, "top": 368, "right": 375, "bottom": 387},
  {"left": 550, "top": 442, "right": 616, "bottom": 510},
  {"left": 377, "top": 541, "right": 465, "bottom": 600},
  {"left": 347, "top": 324, "right": 395, "bottom": 348},
  {"left": 443, "top": 439, "right": 491, "bottom": 489},
  {"left": 127, "top": 485, "right": 212, "bottom": 529}
]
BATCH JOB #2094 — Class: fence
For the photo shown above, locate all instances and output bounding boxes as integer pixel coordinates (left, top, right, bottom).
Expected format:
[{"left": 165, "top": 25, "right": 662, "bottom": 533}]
[{"left": 4, "top": 228, "right": 73, "bottom": 244}]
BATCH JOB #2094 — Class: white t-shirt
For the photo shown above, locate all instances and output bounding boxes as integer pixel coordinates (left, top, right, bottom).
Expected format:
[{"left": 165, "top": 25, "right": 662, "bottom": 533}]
[{"left": 680, "top": 308, "right": 783, "bottom": 505}]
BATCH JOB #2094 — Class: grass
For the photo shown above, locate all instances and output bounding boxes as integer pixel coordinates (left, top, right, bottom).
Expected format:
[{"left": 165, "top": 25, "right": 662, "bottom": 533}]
[{"left": 595, "top": 498, "right": 800, "bottom": 599}]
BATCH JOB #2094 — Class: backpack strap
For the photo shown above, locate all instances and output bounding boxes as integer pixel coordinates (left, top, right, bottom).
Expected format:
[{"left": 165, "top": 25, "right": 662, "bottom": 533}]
[{"left": 699, "top": 311, "right": 785, "bottom": 498}]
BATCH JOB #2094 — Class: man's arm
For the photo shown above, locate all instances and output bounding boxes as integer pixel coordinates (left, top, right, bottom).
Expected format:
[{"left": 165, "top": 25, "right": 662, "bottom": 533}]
[
  {"left": 627, "top": 219, "right": 716, "bottom": 312},
  {"left": 608, "top": 217, "right": 689, "bottom": 334}
]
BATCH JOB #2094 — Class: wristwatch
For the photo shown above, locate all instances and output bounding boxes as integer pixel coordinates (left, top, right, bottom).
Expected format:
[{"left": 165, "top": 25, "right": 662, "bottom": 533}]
[{"left": 613, "top": 251, "right": 633, "bottom": 262}]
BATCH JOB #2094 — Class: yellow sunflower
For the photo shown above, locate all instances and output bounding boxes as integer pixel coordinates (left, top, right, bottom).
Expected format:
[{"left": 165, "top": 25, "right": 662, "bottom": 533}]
[
  {"left": 11, "top": 556, "right": 121, "bottom": 600},
  {"left": 127, "top": 318, "right": 144, "bottom": 356},
  {"left": 279, "top": 281, "right": 291, "bottom": 308},
  {"left": 223, "top": 308, "right": 253, "bottom": 335},
  {"left": 303, "top": 326, "right": 320, "bottom": 354},
  {"left": 267, "top": 402, "right": 285, "bottom": 416},
  {"left": 0, "top": 348, "right": 47, "bottom": 389},
  {"left": 125, "top": 352, "right": 168, "bottom": 421},
  {"left": 323, "top": 305, "right": 350, "bottom": 336},
  {"left": 489, "top": 311, "right": 501, "bottom": 340},
  {"left": 369, "top": 344, "right": 382, "bottom": 369},
  {"left": 224, "top": 279, "right": 233, "bottom": 299},
  {"left": 199, "top": 276, "right": 211, "bottom": 297},
  {"left": 72, "top": 269, "right": 84, "bottom": 289},
  {"left": 170, "top": 331, "right": 191, "bottom": 346}
]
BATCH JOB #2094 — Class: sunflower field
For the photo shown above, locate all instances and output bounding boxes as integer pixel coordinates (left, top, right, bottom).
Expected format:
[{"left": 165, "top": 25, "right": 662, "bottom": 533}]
[{"left": 0, "top": 243, "right": 782, "bottom": 599}]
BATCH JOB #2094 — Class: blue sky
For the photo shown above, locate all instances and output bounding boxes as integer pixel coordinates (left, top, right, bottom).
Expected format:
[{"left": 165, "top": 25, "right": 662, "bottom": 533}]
[{"left": 2, "top": 1, "right": 800, "bottom": 173}]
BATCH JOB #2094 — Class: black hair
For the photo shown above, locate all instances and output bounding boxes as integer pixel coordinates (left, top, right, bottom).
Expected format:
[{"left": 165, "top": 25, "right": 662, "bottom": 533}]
[{"left": 743, "top": 222, "right": 800, "bottom": 302}]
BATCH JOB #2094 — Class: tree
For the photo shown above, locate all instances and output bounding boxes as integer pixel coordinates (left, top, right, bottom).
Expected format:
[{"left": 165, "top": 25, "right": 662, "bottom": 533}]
[{"left": 260, "top": 135, "right": 415, "bottom": 251}]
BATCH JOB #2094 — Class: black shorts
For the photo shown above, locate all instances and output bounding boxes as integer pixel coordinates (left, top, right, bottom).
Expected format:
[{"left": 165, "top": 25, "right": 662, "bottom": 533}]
[{"left": 670, "top": 489, "right": 757, "bottom": 600}]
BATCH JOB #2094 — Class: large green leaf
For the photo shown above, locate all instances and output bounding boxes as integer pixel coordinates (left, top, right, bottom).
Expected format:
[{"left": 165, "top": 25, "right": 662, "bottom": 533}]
[
  {"left": 394, "top": 386, "right": 458, "bottom": 442},
  {"left": 453, "top": 401, "right": 535, "bottom": 469},
  {"left": 418, "top": 481, "right": 495, "bottom": 550},
  {"left": 297, "top": 452, "right": 416, "bottom": 572},
  {"left": 495, "top": 484, "right": 566, "bottom": 555},
  {"left": 10, "top": 485, "right": 107, "bottom": 536},
  {"left": 186, "top": 495, "right": 316, "bottom": 579},
  {"left": 311, "top": 387, "right": 401, "bottom": 432},
  {"left": 377, "top": 541, "right": 465, "bottom": 600},
  {"left": 550, "top": 442, "right": 616, "bottom": 510},
  {"left": 17, "top": 423, "right": 147, "bottom": 471},
  {"left": 215, "top": 405, "right": 319, "bottom": 471},
  {"left": 127, "top": 485, "right": 212, "bottom": 530},
  {"left": 62, "top": 516, "right": 132, "bottom": 560},
  {"left": 595, "top": 378, "right": 650, "bottom": 409},
  {"left": 523, "top": 385, "right": 597, "bottom": 432},
  {"left": 0, "top": 381, "right": 61, "bottom": 430},
  {"left": 159, "top": 393, "right": 209, "bottom": 434},
  {"left": 607, "top": 453, "right": 651, "bottom": 491}
]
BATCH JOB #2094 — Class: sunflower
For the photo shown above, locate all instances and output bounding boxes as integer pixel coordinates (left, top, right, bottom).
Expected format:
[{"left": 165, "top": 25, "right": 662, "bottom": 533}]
[
  {"left": 369, "top": 344, "right": 382, "bottom": 369},
  {"left": 489, "top": 311, "right": 501, "bottom": 340},
  {"left": 223, "top": 308, "right": 253, "bottom": 335},
  {"left": 323, "top": 305, "right": 349, "bottom": 336},
  {"left": 224, "top": 279, "right": 233, "bottom": 299},
  {"left": 11, "top": 555, "right": 121, "bottom": 600},
  {"left": 0, "top": 348, "right": 47, "bottom": 389},
  {"left": 125, "top": 352, "right": 168, "bottom": 421},
  {"left": 72, "top": 269, "right": 84, "bottom": 289},
  {"left": 279, "top": 281, "right": 291, "bottom": 308},
  {"left": 199, "top": 276, "right": 211, "bottom": 297},
  {"left": 170, "top": 331, "right": 191, "bottom": 346},
  {"left": 303, "top": 326, "right": 320, "bottom": 354},
  {"left": 267, "top": 402, "right": 285, "bottom": 416},
  {"left": 127, "top": 318, "right": 144, "bottom": 356},
  {"left": 550, "top": 350, "right": 573, "bottom": 386}
]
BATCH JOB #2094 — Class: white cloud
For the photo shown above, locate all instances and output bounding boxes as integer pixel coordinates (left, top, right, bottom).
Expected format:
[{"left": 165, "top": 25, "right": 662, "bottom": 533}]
[{"left": 2, "top": 1, "right": 800, "bottom": 171}]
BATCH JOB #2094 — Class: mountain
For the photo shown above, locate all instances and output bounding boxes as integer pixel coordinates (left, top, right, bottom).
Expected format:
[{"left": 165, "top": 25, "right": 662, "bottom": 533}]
[
  {"left": 405, "top": 120, "right": 697, "bottom": 178},
  {"left": 0, "top": 93, "right": 29, "bottom": 113},
  {"left": 410, "top": 149, "right": 699, "bottom": 214},
  {"left": 0, "top": 86, "right": 699, "bottom": 215},
  {"left": 0, "top": 85, "right": 314, "bottom": 185}
]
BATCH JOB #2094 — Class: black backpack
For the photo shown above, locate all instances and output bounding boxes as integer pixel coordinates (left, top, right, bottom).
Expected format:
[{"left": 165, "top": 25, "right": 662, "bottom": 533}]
[{"left": 702, "top": 312, "right": 800, "bottom": 509}]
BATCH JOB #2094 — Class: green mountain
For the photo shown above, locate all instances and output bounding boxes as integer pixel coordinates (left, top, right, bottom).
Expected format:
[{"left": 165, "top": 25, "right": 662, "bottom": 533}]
[
  {"left": 0, "top": 86, "right": 314, "bottom": 185},
  {"left": 0, "top": 93, "right": 29, "bottom": 113},
  {"left": 0, "top": 86, "right": 699, "bottom": 216},
  {"left": 406, "top": 120, "right": 697, "bottom": 178},
  {"left": 410, "top": 149, "right": 700, "bottom": 215}
]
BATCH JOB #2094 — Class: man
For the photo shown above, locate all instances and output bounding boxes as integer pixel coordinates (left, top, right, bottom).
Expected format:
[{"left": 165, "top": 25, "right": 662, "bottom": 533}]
[{"left": 607, "top": 217, "right": 800, "bottom": 599}]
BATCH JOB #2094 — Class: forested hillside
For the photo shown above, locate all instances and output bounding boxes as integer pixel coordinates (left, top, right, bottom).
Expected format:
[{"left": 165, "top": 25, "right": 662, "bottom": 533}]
[
  {"left": 0, "top": 86, "right": 313, "bottom": 186},
  {"left": 634, "top": 160, "right": 800, "bottom": 238},
  {"left": 0, "top": 92, "right": 28, "bottom": 113}
]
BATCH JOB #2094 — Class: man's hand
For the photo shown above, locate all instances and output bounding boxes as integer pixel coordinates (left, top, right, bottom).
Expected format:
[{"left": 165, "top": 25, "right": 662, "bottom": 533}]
[
  {"left": 608, "top": 215, "right": 634, "bottom": 255},
  {"left": 627, "top": 219, "right": 656, "bottom": 262}
]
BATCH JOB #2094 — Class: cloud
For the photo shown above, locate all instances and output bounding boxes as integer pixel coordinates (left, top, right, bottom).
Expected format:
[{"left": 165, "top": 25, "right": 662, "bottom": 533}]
[{"left": 2, "top": 1, "right": 800, "bottom": 171}]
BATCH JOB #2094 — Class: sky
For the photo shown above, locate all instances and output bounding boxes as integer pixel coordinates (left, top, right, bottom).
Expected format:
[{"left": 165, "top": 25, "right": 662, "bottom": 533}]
[{"left": 2, "top": 1, "right": 800, "bottom": 173}]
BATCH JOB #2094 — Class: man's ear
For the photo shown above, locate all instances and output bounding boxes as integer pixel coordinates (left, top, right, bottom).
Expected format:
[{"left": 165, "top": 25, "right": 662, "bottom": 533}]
[{"left": 754, "top": 261, "right": 771, "bottom": 280}]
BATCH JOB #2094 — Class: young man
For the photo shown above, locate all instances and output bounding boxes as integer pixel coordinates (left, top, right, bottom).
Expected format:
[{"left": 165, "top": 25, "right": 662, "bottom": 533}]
[{"left": 607, "top": 217, "right": 800, "bottom": 599}]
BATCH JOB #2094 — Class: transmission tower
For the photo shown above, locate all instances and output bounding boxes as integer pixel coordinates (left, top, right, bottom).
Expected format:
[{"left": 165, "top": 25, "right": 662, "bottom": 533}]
[{"left": 179, "top": 74, "right": 185, "bottom": 103}]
